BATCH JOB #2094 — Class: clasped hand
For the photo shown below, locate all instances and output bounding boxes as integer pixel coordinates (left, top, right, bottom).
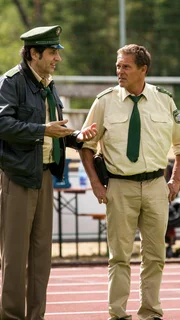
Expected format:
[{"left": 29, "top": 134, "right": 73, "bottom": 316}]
[{"left": 45, "top": 119, "right": 97, "bottom": 141}]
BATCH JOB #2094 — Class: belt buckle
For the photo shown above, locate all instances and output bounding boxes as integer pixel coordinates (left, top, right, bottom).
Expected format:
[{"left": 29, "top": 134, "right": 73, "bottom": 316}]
[{"left": 140, "top": 172, "right": 147, "bottom": 181}]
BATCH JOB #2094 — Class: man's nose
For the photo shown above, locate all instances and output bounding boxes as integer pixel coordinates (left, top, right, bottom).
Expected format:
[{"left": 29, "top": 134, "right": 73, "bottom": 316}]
[
  {"left": 119, "top": 66, "right": 124, "bottom": 73},
  {"left": 117, "top": 67, "right": 123, "bottom": 74},
  {"left": 55, "top": 52, "right": 62, "bottom": 61}
]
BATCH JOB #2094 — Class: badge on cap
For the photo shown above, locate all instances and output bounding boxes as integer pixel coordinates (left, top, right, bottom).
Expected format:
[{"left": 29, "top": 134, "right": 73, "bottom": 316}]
[
  {"left": 56, "top": 27, "right": 61, "bottom": 36},
  {"left": 173, "top": 109, "right": 180, "bottom": 124}
]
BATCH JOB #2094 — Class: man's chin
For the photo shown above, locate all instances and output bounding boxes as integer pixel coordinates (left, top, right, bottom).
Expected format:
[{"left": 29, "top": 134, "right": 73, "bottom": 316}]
[
  {"left": 50, "top": 66, "right": 56, "bottom": 73},
  {"left": 119, "top": 81, "right": 125, "bottom": 87}
]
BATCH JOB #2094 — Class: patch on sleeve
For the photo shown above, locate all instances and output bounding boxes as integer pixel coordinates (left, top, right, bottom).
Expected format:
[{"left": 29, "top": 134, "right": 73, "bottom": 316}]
[
  {"left": 156, "top": 86, "right": 173, "bottom": 98},
  {"left": 173, "top": 109, "right": 180, "bottom": 123},
  {"left": 97, "top": 87, "right": 113, "bottom": 99}
]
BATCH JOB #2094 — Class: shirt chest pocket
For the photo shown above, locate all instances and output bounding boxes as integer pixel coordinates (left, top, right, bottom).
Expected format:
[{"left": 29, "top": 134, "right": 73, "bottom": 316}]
[
  {"left": 104, "top": 114, "right": 129, "bottom": 142},
  {"left": 150, "top": 113, "right": 168, "bottom": 123},
  {"left": 150, "top": 113, "right": 172, "bottom": 140}
]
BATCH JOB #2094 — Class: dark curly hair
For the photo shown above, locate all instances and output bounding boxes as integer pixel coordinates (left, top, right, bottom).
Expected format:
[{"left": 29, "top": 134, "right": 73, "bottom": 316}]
[{"left": 20, "top": 45, "right": 47, "bottom": 62}]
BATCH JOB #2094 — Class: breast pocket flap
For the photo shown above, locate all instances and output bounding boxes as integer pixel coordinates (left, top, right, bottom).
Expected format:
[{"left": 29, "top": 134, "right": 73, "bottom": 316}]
[
  {"left": 104, "top": 114, "right": 128, "bottom": 126},
  {"left": 150, "top": 113, "right": 168, "bottom": 123}
]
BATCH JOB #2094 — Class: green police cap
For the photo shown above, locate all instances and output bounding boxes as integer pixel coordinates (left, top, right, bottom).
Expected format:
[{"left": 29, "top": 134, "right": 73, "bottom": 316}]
[{"left": 20, "top": 25, "right": 64, "bottom": 49}]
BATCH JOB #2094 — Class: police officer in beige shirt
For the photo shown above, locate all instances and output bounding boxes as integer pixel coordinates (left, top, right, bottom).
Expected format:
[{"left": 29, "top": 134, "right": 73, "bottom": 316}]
[{"left": 80, "top": 44, "right": 180, "bottom": 320}]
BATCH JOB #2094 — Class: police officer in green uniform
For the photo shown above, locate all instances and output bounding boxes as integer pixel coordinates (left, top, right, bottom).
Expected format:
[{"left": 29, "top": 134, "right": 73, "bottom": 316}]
[
  {"left": 80, "top": 44, "right": 180, "bottom": 320},
  {"left": 0, "top": 25, "right": 97, "bottom": 320}
]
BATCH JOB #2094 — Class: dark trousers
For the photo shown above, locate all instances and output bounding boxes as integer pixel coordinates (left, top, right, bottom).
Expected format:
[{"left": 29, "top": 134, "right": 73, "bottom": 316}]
[{"left": 0, "top": 170, "right": 53, "bottom": 320}]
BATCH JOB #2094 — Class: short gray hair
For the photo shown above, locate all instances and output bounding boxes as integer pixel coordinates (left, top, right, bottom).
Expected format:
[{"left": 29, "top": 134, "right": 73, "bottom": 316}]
[{"left": 117, "top": 44, "right": 151, "bottom": 73}]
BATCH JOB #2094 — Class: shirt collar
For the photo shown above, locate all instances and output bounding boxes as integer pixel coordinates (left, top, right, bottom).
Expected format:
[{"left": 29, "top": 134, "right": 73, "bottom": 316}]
[
  {"left": 120, "top": 83, "right": 148, "bottom": 101},
  {"left": 121, "top": 87, "right": 131, "bottom": 101},
  {"left": 141, "top": 83, "right": 149, "bottom": 100},
  {"left": 28, "top": 63, "right": 52, "bottom": 87}
]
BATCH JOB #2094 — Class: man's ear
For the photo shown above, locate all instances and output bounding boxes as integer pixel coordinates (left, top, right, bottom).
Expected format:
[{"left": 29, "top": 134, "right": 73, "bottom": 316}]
[
  {"left": 141, "top": 65, "right": 148, "bottom": 75},
  {"left": 30, "top": 48, "right": 39, "bottom": 61},
  {"left": 142, "top": 65, "right": 148, "bottom": 75}
]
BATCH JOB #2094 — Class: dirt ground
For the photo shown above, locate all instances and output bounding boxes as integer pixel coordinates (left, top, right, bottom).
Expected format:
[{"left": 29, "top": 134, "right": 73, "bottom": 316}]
[{"left": 51, "top": 240, "right": 180, "bottom": 264}]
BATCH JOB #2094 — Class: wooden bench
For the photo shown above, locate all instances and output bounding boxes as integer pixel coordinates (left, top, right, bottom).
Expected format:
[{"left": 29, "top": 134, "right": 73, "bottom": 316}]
[{"left": 78, "top": 213, "right": 107, "bottom": 255}]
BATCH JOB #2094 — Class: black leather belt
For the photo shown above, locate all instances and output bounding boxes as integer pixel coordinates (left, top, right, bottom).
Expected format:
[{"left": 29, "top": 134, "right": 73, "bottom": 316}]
[
  {"left": 108, "top": 169, "right": 164, "bottom": 182},
  {"left": 43, "top": 163, "right": 50, "bottom": 171}
]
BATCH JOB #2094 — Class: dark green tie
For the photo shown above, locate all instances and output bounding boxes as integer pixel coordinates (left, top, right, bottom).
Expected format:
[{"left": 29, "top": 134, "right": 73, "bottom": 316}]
[
  {"left": 44, "top": 86, "right": 61, "bottom": 164},
  {"left": 126, "top": 94, "right": 143, "bottom": 162}
]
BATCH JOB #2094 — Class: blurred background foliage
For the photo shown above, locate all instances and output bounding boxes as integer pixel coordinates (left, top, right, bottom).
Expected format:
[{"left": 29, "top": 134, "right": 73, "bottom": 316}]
[{"left": 0, "top": 0, "right": 180, "bottom": 106}]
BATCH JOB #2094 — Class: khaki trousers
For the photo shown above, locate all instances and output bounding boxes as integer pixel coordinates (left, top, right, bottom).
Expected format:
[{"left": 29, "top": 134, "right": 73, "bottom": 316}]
[
  {"left": 106, "top": 176, "right": 169, "bottom": 320},
  {"left": 0, "top": 170, "right": 53, "bottom": 320}
]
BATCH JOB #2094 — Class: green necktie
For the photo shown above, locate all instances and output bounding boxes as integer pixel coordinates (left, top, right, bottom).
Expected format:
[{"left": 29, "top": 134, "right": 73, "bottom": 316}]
[
  {"left": 44, "top": 86, "right": 61, "bottom": 164},
  {"left": 126, "top": 94, "right": 143, "bottom": 162}
]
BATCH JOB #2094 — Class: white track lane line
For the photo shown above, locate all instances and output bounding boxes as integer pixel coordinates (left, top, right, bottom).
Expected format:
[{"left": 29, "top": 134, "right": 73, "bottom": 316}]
[
  {"left": 49, "top": 271, "right": 180, "bottom": 279},
  {"left": 50, "top": 264, "right": 180, "bottom": 272},
  {"left": 46, "top": 297, "right": 180, "bottom": 304},
  {"left": 47, "top": 279, "right": 180, "bottom": 286},
  {"left": 45, "top": 308, "right": 180, "bottom": 316},
  {"left": 47, "top": 288, "right": 180, "bottom": 295}
]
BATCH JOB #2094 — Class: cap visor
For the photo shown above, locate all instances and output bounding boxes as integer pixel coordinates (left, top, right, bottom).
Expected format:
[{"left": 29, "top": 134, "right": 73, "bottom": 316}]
[{"left": 50, "top": 44, "right": 64, "bottom": 49}]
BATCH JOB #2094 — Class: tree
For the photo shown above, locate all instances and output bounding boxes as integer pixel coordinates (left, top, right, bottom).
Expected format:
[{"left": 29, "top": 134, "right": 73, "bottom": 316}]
[
  {"left": 126, "top": 0, "right": 180, "bottom": 77},
  {"left": 1, "top": 0, "right": 180, "bottom": 79},
  {"left": 12, "top": 0, "right": 44, "bottom": 27}
]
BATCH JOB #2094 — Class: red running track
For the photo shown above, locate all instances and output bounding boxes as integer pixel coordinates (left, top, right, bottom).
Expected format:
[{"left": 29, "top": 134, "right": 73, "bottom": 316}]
[
  {"left": 45, "top": 263, "right": 180, "bottom": 320},
  {"left": 0, "top": 263, "right": 179, "bottom": 319}
]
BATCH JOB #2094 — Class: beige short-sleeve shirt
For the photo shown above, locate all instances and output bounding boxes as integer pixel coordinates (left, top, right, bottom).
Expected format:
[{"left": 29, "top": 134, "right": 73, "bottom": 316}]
[{"left": 82, "top": 83, "right": 180, "bottom": 175}]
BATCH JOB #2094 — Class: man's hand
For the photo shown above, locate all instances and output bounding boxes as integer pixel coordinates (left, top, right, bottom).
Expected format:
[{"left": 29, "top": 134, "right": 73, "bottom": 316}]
[
  {"left": 76, "top": 123, "right": 97, "bottom": 142},
  {"left": 91, "top": 179, "right": 108, "bottom": 204},
  {"left": 44, "top": 119, "right": 75, "bottom": 138},
  {"left": 167, "top": 179, "right": 180, "bottom": 202},
  {"left": 167, "top": 155, "right": 180, "bottom": 202}
]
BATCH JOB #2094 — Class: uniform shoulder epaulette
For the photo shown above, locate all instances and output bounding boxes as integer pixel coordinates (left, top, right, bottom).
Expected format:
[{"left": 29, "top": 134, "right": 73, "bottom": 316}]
[
  {"left": 97, "top": 87, "right": 113, "bottom": 99},
  {"left": 5, "top": 65, "right": 20, "bottom": 78},
  {"left": 156, "top": 86, "right": 173, "bottom": 98}
]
